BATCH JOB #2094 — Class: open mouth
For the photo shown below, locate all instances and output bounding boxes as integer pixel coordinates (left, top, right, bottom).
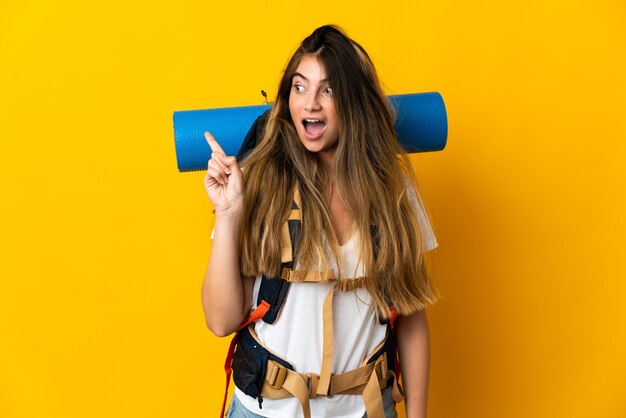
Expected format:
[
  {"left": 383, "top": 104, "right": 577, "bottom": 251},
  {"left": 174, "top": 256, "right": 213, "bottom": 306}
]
[{"left": 302, "top": 119, "right": 326, "bottom": 137}]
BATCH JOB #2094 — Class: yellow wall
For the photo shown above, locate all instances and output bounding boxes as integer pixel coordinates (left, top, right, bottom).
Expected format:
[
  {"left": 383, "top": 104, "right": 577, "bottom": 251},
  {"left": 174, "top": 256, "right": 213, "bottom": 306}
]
[{"left": 1, "top": 1, "right": 624, "bottom": 417}]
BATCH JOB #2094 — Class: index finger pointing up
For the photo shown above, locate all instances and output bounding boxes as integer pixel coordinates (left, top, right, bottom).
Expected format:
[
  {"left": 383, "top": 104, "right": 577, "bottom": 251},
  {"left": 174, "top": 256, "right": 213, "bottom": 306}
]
[{"left": 204, "top": 131, "right": 226, "bottom": 155}]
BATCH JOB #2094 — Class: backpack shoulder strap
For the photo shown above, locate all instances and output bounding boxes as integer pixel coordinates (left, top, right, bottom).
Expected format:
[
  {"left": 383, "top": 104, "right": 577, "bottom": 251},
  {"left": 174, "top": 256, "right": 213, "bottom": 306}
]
[{"left": 257, "top": 198, "right": 301, "bottom": 324}]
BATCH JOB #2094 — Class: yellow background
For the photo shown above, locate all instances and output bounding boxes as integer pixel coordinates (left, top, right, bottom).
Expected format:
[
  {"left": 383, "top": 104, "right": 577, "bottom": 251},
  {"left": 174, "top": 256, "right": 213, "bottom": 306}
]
[{"left": 1, "top": 1, "right": 625, "bottom": 417}]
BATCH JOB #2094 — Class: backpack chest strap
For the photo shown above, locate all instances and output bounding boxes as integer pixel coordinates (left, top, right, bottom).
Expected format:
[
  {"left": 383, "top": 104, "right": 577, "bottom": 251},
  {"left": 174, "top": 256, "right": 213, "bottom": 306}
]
[
  {"left": 260, "top": 337, "right": 404, "bottom": 418},
  {"left": 280, "top": 268, "right": 337, "bottom": 282}
]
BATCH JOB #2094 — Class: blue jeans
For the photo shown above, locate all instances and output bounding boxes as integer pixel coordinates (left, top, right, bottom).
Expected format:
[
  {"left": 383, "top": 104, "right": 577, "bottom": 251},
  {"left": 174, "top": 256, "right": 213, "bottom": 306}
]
[{"left": 225, "top": 386, "right": 398, "bottom": 418}]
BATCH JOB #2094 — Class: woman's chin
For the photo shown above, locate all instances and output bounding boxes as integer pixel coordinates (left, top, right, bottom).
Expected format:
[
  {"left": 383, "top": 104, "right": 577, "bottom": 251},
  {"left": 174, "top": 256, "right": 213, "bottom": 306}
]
[
  {"left": 296, "top": 129, "right": 338, "bottom": 157},
  {"left": 297, "top": 134, "right": 323, "bottom": 151},
  {"left": 302, "top": 142, "right": 323, "bottom": 153}
]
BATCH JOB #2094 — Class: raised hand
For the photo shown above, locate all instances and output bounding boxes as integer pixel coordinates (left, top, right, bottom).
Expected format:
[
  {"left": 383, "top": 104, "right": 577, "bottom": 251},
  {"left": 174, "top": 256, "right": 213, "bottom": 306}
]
[{"left": 203, "top": 132, "right": 244, "bottom": 214}]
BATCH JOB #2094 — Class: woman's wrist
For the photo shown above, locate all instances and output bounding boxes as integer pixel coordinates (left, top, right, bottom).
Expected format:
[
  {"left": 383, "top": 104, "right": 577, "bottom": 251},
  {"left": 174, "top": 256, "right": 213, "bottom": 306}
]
[
  {"left": 213, "top": 202, "right": 244, "bottom": 218},
  {"left": 213, "top": 207, "right": 244, "bottom": 236}
]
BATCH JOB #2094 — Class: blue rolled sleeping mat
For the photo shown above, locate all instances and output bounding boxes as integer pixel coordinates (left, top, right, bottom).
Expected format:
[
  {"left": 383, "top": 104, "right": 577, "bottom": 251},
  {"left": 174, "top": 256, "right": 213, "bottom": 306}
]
[{"left": 173, "top": 92, "right": 447, "bottom": 172}]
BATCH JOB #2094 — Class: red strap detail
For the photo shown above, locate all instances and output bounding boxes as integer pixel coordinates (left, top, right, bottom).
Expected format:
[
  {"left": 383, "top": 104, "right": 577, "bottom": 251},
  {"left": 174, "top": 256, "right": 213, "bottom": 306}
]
[
  {"left": 389, "top": 306, "right": 399, "bottom": 329},
  {"left": 237, "top": 300, "right": 270, "bottom": 330},
  {"left": 220, "top": 300, "right": 271, "bottom": 417},
  {"left": 220, "top": 333, "right": 238, "bottom": 417}
]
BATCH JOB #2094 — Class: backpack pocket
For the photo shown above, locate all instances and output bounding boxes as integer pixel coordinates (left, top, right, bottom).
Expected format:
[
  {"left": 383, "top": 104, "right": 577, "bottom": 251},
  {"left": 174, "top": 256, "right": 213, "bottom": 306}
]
[{"left": 232, "top": 327, "right": 269, "bottom": 399}]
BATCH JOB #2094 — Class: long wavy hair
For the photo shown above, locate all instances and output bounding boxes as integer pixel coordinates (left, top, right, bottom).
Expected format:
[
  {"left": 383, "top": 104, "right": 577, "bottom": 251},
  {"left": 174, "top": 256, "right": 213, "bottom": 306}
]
[{"left": 239, "top": 25, "right": 439, "bottom": 317}]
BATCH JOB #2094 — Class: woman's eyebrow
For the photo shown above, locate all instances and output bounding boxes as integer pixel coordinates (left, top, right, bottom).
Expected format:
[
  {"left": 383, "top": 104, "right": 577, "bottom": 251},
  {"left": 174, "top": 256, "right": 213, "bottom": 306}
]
[
  {"left": 292, "top": 73, "right": 308, "bottom": 81},
  {"left": 292, "top": 72, "right": 328, "bottom": 82}
]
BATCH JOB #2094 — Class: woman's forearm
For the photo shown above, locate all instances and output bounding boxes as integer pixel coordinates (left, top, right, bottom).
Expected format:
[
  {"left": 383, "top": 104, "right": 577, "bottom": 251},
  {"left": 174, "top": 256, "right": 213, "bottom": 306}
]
[
  {"left": 396, "top": 309, "right": 431, "bottom": 418},
  {"left": 201, "top": 211, "right": 247, "bottom": 337}
]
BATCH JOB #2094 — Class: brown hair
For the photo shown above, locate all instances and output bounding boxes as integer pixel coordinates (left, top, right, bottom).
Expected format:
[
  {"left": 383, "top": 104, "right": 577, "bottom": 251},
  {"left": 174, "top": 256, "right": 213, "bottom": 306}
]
[{"left": 239, "top": 25, "right": 439, "bottom": 317}]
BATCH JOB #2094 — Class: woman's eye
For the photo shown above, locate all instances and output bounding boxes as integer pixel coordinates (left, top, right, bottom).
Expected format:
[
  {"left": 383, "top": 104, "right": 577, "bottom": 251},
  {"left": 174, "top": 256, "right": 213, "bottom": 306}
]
[
  {"left": 294, "top": 85, "right": 304, "bottom": 92},
  {"left": 324, "top": 87, "right": 333, "bottom": 95}
]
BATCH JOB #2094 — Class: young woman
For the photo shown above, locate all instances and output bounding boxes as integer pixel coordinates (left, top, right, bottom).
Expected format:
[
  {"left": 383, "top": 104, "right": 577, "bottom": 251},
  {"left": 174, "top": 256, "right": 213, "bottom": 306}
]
[{"left": 202, "top": 25, "right": 439, "bottom": 418}]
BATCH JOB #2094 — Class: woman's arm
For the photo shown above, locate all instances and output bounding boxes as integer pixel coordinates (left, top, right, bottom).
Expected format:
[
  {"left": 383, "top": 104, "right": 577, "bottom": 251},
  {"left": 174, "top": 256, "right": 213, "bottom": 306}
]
[
  {"left": 201, "top": 211, "right": 254, "bottom": 337},
  {"left": 200, "top": 131, "right": 251, "bottom": 337},
  {"left": 395, "top": 308, "right": 431, "bottom": 418}
]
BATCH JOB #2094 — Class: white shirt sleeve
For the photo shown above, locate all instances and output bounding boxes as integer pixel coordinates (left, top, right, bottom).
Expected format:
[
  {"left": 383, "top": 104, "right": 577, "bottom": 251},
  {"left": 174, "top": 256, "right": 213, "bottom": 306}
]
[{"left": 406, "top": 181, "right": 439, "bottom": 252}]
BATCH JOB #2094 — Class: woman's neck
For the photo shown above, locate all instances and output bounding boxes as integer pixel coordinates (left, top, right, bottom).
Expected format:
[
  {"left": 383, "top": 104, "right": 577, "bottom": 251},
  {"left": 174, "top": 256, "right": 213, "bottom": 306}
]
[{"left": 317, "top": 149, "right": 335, "bottom": 173}]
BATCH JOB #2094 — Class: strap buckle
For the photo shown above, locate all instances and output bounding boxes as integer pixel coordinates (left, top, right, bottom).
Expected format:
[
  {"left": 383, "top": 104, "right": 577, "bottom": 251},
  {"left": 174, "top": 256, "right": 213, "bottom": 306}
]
[
  {"left": 374, "top": 354, "right": 389, "bottom": 386},
  {"left": 281, "top": 268, "right": 291, "bottom": 281},
  {"left": 267, "top": 361, "right": 288, "bottom": 390},
  {"left": 305, "top": 373, "right": 320, "bottom": 398}
]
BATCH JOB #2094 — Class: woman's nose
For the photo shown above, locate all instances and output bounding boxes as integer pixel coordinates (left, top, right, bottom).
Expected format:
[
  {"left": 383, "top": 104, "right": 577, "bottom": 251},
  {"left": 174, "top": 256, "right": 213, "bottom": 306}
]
[{"left": 304, "top": 93, "right": 322, "bottom": 111}]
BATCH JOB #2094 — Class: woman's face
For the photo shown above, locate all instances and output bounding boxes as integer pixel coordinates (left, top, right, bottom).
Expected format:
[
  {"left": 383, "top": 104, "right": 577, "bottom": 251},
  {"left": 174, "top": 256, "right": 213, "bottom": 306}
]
[{"left": 288, "top": 55, "right": 339, "bottom": 164}]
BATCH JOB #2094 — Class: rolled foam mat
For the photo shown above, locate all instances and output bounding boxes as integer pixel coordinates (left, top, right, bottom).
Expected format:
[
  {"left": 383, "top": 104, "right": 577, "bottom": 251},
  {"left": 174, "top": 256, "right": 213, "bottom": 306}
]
[{"left": 173, "top": 92, "right": 447, "bottom": 172}]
